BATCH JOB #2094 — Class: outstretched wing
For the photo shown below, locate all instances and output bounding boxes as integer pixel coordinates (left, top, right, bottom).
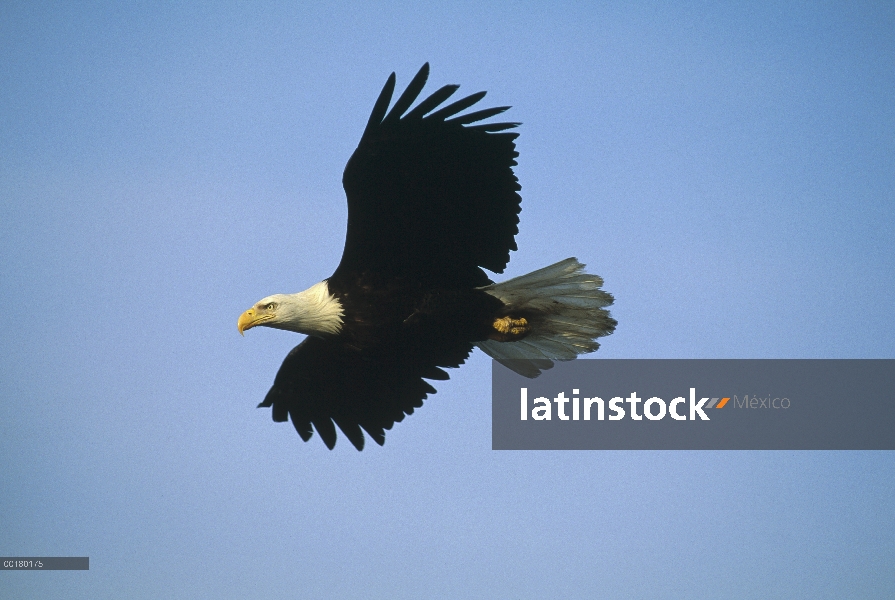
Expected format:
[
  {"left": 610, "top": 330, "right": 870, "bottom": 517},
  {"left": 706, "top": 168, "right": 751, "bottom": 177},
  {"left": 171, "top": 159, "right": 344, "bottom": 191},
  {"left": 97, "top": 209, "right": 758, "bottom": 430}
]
[
  {"left": 334, "top": 63, "right": 522, "bottom": 289},
  {"left": 258, "top": 335, "right": 471, "bottom": 450}
]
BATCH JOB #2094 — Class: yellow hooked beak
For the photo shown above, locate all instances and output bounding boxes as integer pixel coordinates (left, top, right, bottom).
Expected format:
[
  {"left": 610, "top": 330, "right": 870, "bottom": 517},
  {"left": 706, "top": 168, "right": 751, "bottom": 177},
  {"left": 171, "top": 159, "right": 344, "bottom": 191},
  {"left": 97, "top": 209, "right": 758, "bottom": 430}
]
[{"left": 237, "top": 308, "right": 273, "bottom": 336}]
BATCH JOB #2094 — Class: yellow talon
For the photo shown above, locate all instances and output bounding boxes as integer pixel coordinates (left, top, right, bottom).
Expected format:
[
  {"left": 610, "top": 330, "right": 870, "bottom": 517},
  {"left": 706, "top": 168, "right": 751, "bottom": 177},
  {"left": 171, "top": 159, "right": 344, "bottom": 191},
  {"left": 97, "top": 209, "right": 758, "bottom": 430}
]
[
  {"left": 493, "top": 316, "right": 511, "bottom": 334},
  {"left": 493, "top": 316, "right": 528, "bottom": 336}
]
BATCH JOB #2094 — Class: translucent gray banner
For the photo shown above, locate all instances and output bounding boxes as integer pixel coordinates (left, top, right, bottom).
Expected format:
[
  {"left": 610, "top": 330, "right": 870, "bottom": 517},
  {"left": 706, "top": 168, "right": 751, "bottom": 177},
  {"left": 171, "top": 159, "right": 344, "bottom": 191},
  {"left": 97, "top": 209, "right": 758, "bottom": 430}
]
[
  {"left": 492, "top": 359, "right": 895, "bottom": 450},
  {"left": 1, "top": 557, "right": 89, "bottom": 570}
]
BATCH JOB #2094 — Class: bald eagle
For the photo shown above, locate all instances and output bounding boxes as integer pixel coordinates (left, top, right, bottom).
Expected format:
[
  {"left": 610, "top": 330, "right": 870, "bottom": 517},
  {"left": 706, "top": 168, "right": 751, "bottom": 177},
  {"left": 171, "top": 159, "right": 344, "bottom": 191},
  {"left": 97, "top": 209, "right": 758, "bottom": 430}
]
[{"left": 238, "top": 64, "right": 616, "bottom": 450}]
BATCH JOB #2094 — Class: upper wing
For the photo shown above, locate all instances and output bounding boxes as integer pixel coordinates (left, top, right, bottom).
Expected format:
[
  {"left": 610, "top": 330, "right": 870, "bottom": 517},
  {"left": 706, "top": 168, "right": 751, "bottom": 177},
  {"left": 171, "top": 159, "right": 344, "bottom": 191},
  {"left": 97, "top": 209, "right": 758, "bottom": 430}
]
[
  {"left": 334, "top": 63, "right": 522, "bottom": 289},
  {"left": 258, "top": 335, "right": 471, "bottom": 450}
]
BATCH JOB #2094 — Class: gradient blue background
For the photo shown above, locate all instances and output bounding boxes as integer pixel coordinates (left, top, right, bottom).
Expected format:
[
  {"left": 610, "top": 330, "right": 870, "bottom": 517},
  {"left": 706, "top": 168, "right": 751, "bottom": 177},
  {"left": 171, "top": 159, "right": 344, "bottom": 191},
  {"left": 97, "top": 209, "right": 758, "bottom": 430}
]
[{"left": 2, "top": 2, "right": 893, "bottom": 598}]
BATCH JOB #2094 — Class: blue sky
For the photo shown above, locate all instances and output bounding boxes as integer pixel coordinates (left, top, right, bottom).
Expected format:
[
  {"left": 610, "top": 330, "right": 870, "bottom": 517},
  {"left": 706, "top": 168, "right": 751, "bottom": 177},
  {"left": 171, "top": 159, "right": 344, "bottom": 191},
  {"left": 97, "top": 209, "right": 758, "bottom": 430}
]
[{"left": 2, "top": 1, "right": 893, "bottom": 598}]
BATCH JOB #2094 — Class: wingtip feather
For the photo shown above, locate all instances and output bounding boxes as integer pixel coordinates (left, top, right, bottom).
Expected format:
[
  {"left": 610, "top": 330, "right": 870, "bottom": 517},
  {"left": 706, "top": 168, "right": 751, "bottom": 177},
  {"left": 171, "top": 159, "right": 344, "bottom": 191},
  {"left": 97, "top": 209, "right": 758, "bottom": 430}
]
[
  {"left": 383, "top": 63, "right": 430, "bottom": 124},
  {"left": 362, "top": 71, "right": 397, "bottom": 138},
  {"left": 425, "top": 90, "right": 487, "bottom": 121}
]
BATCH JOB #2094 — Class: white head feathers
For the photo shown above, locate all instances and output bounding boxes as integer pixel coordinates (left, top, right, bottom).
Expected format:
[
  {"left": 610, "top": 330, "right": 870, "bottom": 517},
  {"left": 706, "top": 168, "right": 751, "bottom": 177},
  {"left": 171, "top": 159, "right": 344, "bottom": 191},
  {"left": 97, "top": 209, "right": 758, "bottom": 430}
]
[{"left": 254, "top": 281, "right": 344, "bottom": 337}]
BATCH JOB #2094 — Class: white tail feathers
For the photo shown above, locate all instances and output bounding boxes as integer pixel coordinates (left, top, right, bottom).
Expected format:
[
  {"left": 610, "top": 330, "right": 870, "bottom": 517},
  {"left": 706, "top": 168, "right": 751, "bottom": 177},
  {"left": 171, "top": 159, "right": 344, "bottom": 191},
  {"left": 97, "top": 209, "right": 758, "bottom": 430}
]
[{"left": 476, "top": 258, "right": 615, "bottom": 378}]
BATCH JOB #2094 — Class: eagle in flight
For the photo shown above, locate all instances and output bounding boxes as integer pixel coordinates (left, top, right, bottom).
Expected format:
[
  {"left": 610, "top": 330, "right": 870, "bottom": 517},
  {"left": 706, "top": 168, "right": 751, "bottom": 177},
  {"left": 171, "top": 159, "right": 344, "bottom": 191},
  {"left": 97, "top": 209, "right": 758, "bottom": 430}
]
[{"left": 238, "top": 64, "right": 616, "bottom": 450}]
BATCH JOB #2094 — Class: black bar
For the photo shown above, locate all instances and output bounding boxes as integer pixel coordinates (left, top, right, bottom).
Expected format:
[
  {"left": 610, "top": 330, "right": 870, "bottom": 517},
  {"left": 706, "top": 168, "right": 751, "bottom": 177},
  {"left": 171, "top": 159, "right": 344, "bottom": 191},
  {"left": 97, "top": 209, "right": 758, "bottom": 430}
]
[{"left": 1, "top": 557, "right": 89, "bottom": 570}]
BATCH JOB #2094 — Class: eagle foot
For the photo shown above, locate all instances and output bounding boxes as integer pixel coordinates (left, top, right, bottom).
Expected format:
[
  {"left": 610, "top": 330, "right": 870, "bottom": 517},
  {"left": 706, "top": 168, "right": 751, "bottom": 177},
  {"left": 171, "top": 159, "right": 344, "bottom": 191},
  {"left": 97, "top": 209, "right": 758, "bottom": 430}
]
[{"left": 490, "top": 316, "right": 529, "bottom": 341}]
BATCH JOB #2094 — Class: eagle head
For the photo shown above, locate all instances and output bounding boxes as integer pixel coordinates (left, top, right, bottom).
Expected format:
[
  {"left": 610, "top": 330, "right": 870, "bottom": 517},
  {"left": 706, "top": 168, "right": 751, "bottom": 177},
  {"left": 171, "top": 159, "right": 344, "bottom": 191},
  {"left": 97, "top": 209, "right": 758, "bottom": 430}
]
[{"left": 238, "top": 282, "right": 344, "bottom": 337}]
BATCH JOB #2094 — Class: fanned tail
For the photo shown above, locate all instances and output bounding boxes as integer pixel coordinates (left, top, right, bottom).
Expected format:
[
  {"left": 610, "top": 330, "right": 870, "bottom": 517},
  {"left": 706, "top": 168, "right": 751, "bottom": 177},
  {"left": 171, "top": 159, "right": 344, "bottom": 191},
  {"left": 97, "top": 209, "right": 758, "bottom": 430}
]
[{"left": 477, "top": 258, "right": 616, "bottom": 377}]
